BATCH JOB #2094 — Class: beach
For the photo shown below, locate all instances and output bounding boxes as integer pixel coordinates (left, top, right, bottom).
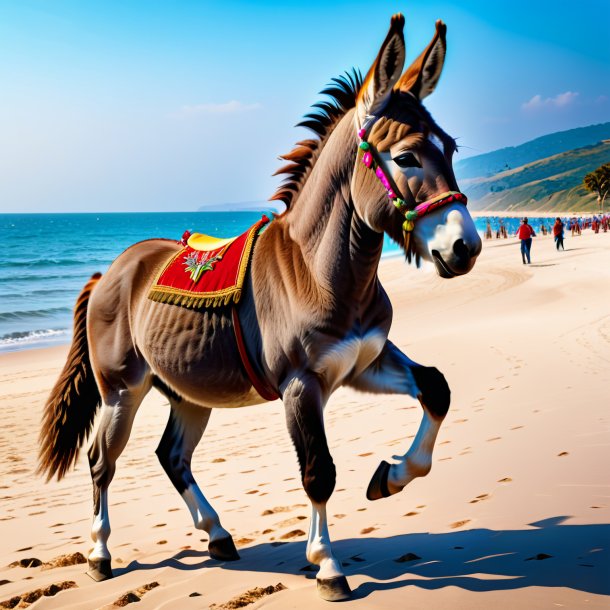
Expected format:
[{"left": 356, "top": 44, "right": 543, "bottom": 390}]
[{"left": 1, "top": 230, "right": 608, "bottom": 609}]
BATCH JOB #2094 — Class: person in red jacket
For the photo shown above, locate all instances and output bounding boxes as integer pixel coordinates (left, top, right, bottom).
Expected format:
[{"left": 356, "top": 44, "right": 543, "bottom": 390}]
[
  {"left": 552, "top": 217, "right": 565, "bottom": 251},
  {"left": 516, "top": 217, "right": 536, "bottom": 264}
]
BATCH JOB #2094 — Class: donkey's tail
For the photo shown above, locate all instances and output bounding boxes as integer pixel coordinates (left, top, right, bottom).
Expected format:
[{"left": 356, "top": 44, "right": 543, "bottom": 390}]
[{"left": 38, "top": 273, "right": 103, "bottom": 482}]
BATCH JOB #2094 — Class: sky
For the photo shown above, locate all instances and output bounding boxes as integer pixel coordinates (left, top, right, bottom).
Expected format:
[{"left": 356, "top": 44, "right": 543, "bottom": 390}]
[{"left": 0, "top": 0, "right": 608, "bottom": 213}]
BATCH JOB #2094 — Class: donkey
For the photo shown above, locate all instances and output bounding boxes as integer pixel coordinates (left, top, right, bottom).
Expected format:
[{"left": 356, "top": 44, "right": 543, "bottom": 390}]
[{"left": 39, "top": 14, "right": 481, "bottom": 601}]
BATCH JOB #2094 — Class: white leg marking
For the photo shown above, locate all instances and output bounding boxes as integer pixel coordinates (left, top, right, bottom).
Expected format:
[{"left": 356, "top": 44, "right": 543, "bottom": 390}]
[
  {"left": 306, "top": 502, "right": 344, "bottom": 580},
  {"left": 89, "top": 489, "right": 111, "bottom": 562},
  {"left": 388, "top": 408, "right": 441, "bottom": 491},
  {"left": 182, "top": 483, "right": 230, "bottom": 542}
]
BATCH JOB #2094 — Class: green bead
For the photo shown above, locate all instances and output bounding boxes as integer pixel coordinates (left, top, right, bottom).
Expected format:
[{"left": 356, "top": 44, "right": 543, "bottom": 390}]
[
  {"left": 359, "top": 141, "right": 370, "bottom": 150},
  {"left": 405, "top": 210, "right": 418, "bottom": 221}
]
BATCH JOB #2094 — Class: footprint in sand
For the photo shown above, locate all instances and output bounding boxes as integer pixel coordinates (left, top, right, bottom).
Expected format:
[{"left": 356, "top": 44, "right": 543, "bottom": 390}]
[
  {"left": 280, "top": 529, "right": 306, "bottom": 540},
  {"left": 1, "top": 581, "right": 78, "bottom": 608},
  {"left": 360, "top": 527, "right": 377, "bottom": 534},
  {"left": 42, "top": 553, "right": 86, "bottom": 569},
  {"left": 113, "top": 582, "right": 159, "bottom": 607},
  {"left": 211, "top": 583, "right": 286, "bottom": 609},
  {"left": 469, "top": 493, "right": 490, "bottom": 504},
  {"left": 487, "top": 436, "right": 502, "bottom": 442},
  {"left": 498, "top": 477, "right": 512, "bottom": 483},
  {"left": 450, "top": 520, "right": 471, "bottom": 529},
  {"left": 9, "top": 558, "right": 42, "bottom": 568},
  {"left": 403, "top": 511, "right": 419, "bottom": 517},
  {"left": 276, "top": 516, "right": 307, "bottom": 528},
  {"left": 557, "top": 451, "right": 569, "bottom": 457},
  {"left": 261, "top": 504, "right": 306, "bottom": 516},
  {"left": 235, "top": 538, "right": 254, "bottom": 547}
]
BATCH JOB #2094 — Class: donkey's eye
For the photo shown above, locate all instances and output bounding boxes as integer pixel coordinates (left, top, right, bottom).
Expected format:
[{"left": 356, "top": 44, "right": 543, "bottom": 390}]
[{"left": 393, "top": 152, "right": 422, "bottom": 169}]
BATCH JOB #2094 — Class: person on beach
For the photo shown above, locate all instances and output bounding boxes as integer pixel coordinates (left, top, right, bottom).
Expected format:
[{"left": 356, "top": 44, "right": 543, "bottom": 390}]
[
  {"left": 553, "top": 217, "right": 564, "bottom": 251},
  {"left": 516, "top": 217, "right": 536, "bottom": 264}
]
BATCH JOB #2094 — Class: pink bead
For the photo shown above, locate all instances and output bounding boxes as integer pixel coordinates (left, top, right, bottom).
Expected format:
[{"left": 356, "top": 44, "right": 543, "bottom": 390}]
[
  {"left": 362, "top": 151, "right": 373, "bottom": 167},
  {"left": 358, "top": 128, "right": 366, "bottom": 138},
  {"left": 387, "top": 189, "right": 396, "bottom": 199},
  {"left": 375, "top": 167, "right": 391, "bottom": 190}
]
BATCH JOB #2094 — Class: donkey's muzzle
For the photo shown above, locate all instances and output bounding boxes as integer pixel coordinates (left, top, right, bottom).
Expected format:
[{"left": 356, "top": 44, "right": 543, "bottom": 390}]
[{"left": 432, "top": 236, "right": 481, "bottom": 278}]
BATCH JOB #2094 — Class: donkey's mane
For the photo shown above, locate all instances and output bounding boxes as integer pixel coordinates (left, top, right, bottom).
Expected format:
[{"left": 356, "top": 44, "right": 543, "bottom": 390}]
[{"left": 270, "top": 70, "right": 363, "bottom": 210}]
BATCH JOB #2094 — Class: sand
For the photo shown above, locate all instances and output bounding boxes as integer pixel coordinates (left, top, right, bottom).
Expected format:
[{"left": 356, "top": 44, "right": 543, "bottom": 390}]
[{"left": 1, "top": 231, "right": 609, "bottom": 609}]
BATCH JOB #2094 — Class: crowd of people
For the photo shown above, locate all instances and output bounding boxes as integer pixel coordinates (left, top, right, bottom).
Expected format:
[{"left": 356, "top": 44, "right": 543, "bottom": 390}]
[{"left": 483, "top": 213, "right": 610, "bottom": 265}]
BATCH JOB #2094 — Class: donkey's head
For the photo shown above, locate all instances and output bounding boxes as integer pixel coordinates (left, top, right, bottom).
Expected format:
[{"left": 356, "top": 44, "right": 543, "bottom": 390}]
[{"left": 351, "top": 14, "right": 481, "bottom": 277}]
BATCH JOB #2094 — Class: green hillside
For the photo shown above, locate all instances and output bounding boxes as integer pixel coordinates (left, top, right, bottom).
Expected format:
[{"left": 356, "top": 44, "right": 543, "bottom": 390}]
[
  {"left": 458, "top": 140, "right": 610, "bottom": 213},
  {"left": 454, "top": 122, "right": 610, "bottom": 180}
]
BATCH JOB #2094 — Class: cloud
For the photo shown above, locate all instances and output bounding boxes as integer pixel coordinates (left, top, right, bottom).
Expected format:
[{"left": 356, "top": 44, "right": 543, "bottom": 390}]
[
  {"left": 521, "top": 91, "right": 579, "bottom": 112},
  {"left": 175, "top": 100, "right": 261, "bottom": 117}
]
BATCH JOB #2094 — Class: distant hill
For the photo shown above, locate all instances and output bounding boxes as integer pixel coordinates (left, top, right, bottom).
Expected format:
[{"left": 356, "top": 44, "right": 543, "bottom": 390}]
[
  {"left": 198, "top": 200, "right": 284, "bottom": 213},
  {"left": 455, "top": 125, "right": 610, "bottom": 213},
  {"left": 455, "top": 122, "right": 610, "bottom": 180}
]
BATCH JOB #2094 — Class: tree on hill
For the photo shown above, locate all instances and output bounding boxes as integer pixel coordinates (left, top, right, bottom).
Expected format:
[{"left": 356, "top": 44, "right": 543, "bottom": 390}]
[{"left": 583, "top": 163, "right": 610, "bottom": 213}]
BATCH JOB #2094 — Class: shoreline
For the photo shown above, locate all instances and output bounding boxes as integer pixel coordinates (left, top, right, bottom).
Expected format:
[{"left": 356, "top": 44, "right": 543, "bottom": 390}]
[{"left": 470, "top": 210, "right": 604, "bottom": 218}]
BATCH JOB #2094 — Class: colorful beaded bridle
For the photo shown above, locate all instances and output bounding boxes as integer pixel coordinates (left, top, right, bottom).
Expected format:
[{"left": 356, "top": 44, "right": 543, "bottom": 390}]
[{"left": 356, "top": 122, "right": 467, "bottom": 252}]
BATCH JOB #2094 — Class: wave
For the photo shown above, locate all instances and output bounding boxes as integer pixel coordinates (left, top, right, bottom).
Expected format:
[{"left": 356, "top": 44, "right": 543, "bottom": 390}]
[
  {"left": 0, "top": 258, "right": 110, "bottom": 268},
  {"left": 0, "top": 328, "right": 70, "bottom": 349},
  {"left": 0, "top": 306, "right": 72, "bottom": 322},
  {"left": 0, "top": 271, "right": 92, "bottom": 284}
]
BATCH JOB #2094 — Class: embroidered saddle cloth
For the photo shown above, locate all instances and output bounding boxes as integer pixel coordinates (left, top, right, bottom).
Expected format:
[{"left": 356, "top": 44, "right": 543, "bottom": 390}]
[{"left": 148, "top": 216, "right": 270, "bottom": 309}]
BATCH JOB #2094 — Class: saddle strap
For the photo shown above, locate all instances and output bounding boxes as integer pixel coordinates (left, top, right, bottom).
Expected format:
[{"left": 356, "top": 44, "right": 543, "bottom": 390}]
[{"left": 231, "top": 307, "right": 279, "bottom": 401}]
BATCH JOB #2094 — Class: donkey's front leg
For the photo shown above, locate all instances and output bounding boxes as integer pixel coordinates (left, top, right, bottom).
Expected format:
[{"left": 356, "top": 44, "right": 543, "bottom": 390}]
[
  {"left": 282, "top": 373, "right": 351, "bottom": 602},
  {"left": 346, "top": 340, "right": 450, "bottom": 500}
]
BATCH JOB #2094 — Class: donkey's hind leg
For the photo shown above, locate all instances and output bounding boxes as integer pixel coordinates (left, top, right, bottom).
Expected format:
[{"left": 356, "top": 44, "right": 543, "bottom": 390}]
[
  {"left": 156, "top": 398, "right": 239, "bottom": 561},
  {"left": 87, "top": 384, "right": 149, "bottom": 581},
  {"left": 347, "top": 340, "right": 450, "bottom": 500}
]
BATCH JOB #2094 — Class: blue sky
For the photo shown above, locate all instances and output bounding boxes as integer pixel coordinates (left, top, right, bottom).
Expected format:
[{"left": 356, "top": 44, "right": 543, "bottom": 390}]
[{"left": 0, "top": 0, "right": 608, "bottom": 212}]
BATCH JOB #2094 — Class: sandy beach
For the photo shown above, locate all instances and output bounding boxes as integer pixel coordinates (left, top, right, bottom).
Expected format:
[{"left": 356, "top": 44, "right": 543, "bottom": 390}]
[{"left": 1, "top": 231, "right": 609, "bottom": 609}]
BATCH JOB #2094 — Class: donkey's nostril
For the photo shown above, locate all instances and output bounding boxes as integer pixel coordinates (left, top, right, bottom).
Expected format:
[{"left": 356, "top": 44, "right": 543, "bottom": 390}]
[{"left": 452, "top": 238, "right": 469, "bottom": 264}]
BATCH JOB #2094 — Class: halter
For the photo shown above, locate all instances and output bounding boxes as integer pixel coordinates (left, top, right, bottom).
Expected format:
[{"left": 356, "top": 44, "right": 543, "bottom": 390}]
[{"left": 356, "top": 122, "right": 467, "bottom": 251}]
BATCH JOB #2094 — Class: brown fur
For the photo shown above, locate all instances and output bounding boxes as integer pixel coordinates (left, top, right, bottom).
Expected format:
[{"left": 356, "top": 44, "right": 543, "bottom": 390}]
[{"left": 38, "top": 273, "right": 103, "bottom": 481}]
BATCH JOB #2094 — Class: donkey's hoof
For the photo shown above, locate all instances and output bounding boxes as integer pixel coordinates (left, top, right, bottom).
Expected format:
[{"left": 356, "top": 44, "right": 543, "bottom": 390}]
[
  {"left": 87, "top": 558, "right": 113, "bottom": 581},
  {"left": 317, "top": 575, "right": 352, "bottom": 601},
  {"left": 366, "top": 460, "right": 403, "bottom": 501},
  {"left": 209, "top": 536, "right": 240, "bottom": 561}
]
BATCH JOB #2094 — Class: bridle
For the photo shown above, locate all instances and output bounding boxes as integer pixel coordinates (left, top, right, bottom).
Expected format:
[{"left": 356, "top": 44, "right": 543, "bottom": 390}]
[{"left": 356, "top": 120, "right": 467, "bottom": 252}]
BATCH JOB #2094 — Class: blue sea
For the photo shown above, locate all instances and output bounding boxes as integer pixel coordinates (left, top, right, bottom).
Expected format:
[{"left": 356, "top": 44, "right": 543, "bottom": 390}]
[{"left": 0, "top": 212, "right": 558, "bottom": 352}]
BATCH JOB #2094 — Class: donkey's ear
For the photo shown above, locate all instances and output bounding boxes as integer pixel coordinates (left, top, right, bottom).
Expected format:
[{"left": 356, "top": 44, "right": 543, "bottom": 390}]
[
  {"left": 356, "top": 13, "right": 406, "bottom": 128},
  {"left": 396, "top": 20, "right": 446, "bottom": 100}
]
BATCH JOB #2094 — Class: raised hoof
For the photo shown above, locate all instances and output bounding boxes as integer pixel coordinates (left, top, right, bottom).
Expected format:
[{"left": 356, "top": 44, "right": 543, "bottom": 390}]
[
  {"left": 366, "top": 460, "right": 403, "bottom": 501},
  {"left": 317, "top": 575, "right": 352, "bottom": 601},
  {"left": 87, "top": 558, "right": 113, "bottom": 581},
  {"left": 208, "top": 536, "right": 240, "bottom": 561}
]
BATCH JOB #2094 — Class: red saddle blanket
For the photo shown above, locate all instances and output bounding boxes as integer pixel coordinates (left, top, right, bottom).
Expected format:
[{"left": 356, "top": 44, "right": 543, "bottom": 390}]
[{"left": 148, "top": 216, "right": 270, "bottom": 309}]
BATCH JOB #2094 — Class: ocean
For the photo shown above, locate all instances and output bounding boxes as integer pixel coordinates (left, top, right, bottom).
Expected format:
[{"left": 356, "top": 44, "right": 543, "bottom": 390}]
[{"left": 0, "top": 212, "right": 559, "bottom": 352}]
